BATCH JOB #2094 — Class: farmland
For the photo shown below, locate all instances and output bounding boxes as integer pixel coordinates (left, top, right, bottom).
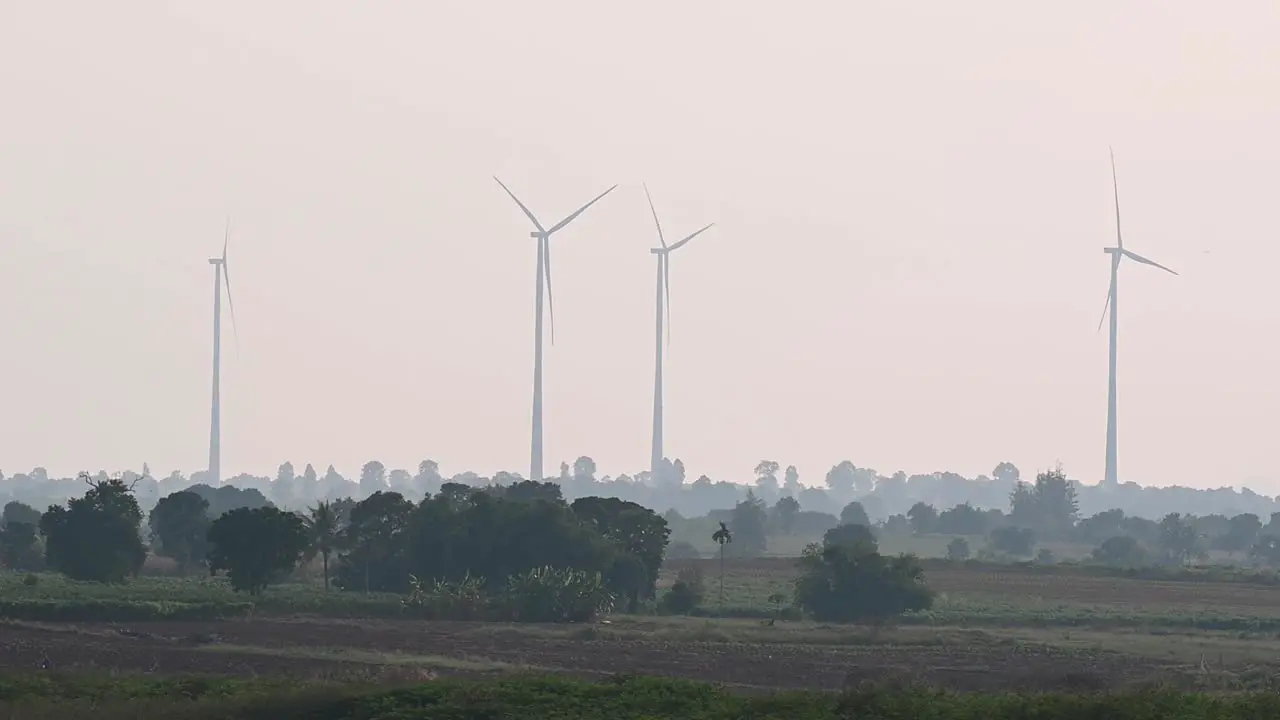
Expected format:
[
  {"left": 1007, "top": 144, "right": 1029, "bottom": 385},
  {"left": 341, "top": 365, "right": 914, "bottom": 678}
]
[{"left": 7, "top": 557, "right": 1280, "bottom": 701}]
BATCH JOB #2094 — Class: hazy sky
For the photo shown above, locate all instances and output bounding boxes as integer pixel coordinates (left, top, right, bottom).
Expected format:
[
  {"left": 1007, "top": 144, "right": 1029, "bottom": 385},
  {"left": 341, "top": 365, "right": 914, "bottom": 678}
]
[{"left": 2, "top": 2, "right": 1278, "bottom": 490}]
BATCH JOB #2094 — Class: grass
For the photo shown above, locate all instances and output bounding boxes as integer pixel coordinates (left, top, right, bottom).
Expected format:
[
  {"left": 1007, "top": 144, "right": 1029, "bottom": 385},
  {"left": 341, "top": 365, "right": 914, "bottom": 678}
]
[
  {"left": 3, "top": 673, "right": 1280, "bottom": 719},
  {"left": 197, "top": 643, "right": 523, "bottom": 673}
]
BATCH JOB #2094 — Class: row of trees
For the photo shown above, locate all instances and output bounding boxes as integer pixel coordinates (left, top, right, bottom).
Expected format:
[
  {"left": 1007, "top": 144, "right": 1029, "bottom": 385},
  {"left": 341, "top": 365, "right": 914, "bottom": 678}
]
[
  {"left": 5, "top": 458, "right": 1276, "bottom": 527},
  {"left": 6, "top": 476, "right": 672, "bottom": 618}
]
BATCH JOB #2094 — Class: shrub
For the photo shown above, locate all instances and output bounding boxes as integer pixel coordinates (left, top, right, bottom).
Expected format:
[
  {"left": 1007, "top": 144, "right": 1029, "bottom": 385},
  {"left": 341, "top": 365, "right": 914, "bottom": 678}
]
[
  {"left": 503, "top": 566, "right": 616, "bottom": 623},
  {"left": 989, "top": 526, "right": 1036, "bottom": 557},
  {"left": 946, "top": 537, "right": 970, "bottom": 561},
  {"left": 403, "top": 573, "right": 488, "bottom": 620},
  {"left": 793, "top": 543, "right": 933, "bottom": 622},
  {"left": 659, "top": 567, "right": 705, "bottom": 615}
]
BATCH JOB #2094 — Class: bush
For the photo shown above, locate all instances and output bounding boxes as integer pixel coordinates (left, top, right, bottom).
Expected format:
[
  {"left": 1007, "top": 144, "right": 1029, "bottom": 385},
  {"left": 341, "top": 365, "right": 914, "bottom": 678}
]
[
  {"left": 989, "top": 526, "right": 1036, "bottom": 557},
  {"left": 1092, "top": 535, "right": 1148, "bottom": 568},
  {"left": 659, "top": 567, "right": 705, "bottom": 615},
  {"left": 403, "top": 573, "right": 488, "bottom": 620},
  {"left": 503, "top": 566, "right": 616, "bottom": 623},
  {"left": 793, "top": 543, "right": 933, "bottom": 622},
  {"left": 946, "top": 537, "right": 970, "bottom": 561}
]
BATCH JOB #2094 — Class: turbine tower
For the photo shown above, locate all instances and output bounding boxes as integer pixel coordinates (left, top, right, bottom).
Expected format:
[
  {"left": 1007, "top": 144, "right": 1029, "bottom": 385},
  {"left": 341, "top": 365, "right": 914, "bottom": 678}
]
[
  {"left": 643, "top": 185, "right": 713, "bottom": 482},
  {"left": 207, "top": 220, "right": 239, "bottom": 486},
  {"left": 494, "top": 177, "right": 617, "bottom": 482},
  {"left": 1098, "top": 149, "right": 1177, "bottom": 487}
]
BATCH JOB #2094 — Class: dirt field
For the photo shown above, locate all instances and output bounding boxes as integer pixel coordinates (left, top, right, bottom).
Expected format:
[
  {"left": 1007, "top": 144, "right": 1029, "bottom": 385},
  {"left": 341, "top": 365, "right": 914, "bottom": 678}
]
[{"left": 0, "top": 617, "right": 1186, "bottom": 691}]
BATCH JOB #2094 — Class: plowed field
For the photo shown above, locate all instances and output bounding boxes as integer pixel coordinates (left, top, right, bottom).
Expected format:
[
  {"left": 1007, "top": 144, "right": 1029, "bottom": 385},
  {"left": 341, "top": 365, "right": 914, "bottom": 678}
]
[{"left": 0, "top": 618, "right": 1179, "bottom": 691}]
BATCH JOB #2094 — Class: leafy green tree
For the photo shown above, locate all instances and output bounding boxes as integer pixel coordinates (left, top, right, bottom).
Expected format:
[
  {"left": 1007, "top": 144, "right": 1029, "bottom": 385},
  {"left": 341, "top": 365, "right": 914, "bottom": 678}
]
[
  {"left": 839, "top": 501, "right": 871, "bottom": 528},
  {"left": 303, "top": 500, "right": 343, "bottom": 590},
  {"left": 148, "top": 491, "right": 211, "bottom": 574},
  {"left": 773, "top": 496, "right": 801, "bottom": 534},
  {"left": 1091, "top": 535, "right": 1147, "bottom": 567},
  {"left": 988, "top": 526, "right": 1035, "bottom": 557},
  {"left": 1216, "top": 513, "right": 1262, "bottom": 557},
  {"left": 500, "top": 480, "right": 564, "bottom": 505},
  {"left": 207, "top": 507, "right": 308, "bottom": 595},
  {"left": 935, "top": 502, "right": 988, "bottom": 536},
  {"left": 793, "top": 542, "right": 933, "bottom": 622},
  {"left": 1251, "top": 535, "right": 1280, "bottom": 566},
  {"left": 1158, "top": 513, "right": 1201, "bottom": 566},
  {"left": 946, "top": 537, "right": 970, "bottom": 561},
  {"left": 570, "top": 496, "right": 670, "bottom": 610},
  {"left": 338, "top": 491, "right": 416, "bottom": 594},
  {"left": 906, "top": 502, "right": 937, "bottom": 535},
  {"left": 729, "top": 491, "right": 767, "bottom": 557},
  {"left": 0, "top": 522, "right": 42, "bottom": 570},
  {"left": 823, "top": 523, "right": 878, "bottom": 553},
  {"left": 40, "top": 475, "right": 146, "bottom": 583},
  {"left": 2, "top": 501, "right": 41, "bottom": 528},
  {"left": 711, "top": 522, "right": 732, "bottom": 608}
]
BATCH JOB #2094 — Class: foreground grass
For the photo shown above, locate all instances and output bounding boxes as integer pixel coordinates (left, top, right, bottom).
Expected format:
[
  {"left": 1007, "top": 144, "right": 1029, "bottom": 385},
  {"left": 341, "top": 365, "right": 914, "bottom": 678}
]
[{"left": 3, "top": 673, "right": 1280, "bottom": 719}]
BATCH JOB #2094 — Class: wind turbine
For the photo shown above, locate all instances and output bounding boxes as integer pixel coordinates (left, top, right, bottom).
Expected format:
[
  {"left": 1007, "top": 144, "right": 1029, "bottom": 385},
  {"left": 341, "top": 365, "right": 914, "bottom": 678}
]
[
  {"left": 494, "top": 177, "right": 617, "bottom": 482},
  {"left": 1097, "top": 149, "right": 1177, "bottom": 487},
  {"left": 207, "top": 219, "right": 239, "bottom": 486},
  {"left": 643, "top": 185, "right": 714, "bottom": 481}
]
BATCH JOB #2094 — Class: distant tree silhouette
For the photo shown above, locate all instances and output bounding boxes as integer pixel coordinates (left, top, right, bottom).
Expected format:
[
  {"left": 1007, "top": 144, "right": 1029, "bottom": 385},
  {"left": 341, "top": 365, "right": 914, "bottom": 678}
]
[
  {"left": 711, "top": 521, "right": 732, "bottom": 608},
  {"left": 304, "top": 500, "right": 343, "bottom": 590},
  {"left": 40, "top": 475, "right": 146, "bottom": 583},
  {"left": 148, "top": 491, "right": 211, "bottom": 574}
]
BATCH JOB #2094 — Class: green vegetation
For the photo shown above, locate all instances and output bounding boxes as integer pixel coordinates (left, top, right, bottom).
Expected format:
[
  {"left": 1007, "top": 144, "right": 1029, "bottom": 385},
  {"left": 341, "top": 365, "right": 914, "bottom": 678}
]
[{"left": 2, "top": 674, "right": 1280, "bottom": 719}]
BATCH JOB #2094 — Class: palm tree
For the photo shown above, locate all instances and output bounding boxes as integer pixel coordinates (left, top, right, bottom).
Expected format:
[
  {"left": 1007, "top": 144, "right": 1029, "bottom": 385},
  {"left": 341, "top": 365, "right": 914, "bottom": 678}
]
[
  {"left": 711, "top": 521, "right": 733, "bottom": 608},
  {"left": 303, "top": 501, "right": 341, "bottom": 591}
]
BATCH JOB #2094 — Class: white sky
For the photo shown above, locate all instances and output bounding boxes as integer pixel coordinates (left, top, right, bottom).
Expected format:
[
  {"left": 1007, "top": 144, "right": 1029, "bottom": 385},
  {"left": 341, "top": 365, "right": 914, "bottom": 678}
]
[{"left": 2, "top": 1, "right": 1278, "bottom": 490}]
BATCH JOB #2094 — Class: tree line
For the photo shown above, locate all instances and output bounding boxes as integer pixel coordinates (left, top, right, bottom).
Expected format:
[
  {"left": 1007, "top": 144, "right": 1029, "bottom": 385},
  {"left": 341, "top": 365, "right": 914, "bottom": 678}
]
[{"left": 3, "top": 456, "right": 1277, "bottom": 527}]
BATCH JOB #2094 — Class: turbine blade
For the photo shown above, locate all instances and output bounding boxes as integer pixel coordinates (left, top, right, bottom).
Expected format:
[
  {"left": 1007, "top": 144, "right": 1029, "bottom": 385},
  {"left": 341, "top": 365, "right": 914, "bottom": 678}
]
[
  {"left": 663, "top": 255, "right": 672, "bottom": 346},
  {"left": 1109, "top": 147, "right": 1123, "bottom": 250},
  {"left": 222, "top": 216, "right": 231, "bottom": 261},
  {"left": 1096, "top": 278, "right": 1113, "bottom": 334},
  {"left": 494, "top": 177, "right": 545, "bottom": 233},
  {"left": 1122, "top": 249, "right": 1178, "bottom": 275},
  {"left": 546, "top": 184, "right": 618, "bottom": 235},
  {"left": 667, "top": 222, "right": 714, "bottom": 252},
  {"left": 643, "top": 183, "right": 666, "bottom": 248},
  {"left": 543, "top": 238, "right": 555, "bottom": 345},
  {"left": 222, "top": 260, "right": 240, "bottom": 356}
]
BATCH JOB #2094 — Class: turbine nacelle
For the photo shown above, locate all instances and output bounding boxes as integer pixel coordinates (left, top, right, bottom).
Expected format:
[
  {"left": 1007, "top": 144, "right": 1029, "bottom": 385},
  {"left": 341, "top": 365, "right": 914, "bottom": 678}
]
[
  {"left": 650, "top": 248, "right": 665, "bottom": 255},
  {"left": 208, "top": 258, "right": 224, "bottom": 265}
]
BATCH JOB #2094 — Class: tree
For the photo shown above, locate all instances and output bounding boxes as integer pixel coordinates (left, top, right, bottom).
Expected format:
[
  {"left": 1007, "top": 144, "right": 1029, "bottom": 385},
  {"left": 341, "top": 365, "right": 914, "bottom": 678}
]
[
  {"left": 946, "top": 537, "right": 970, "bottom": 561},
  {"left": 729, "top": 491, "right": 767, "bottom": 557},
  {"left": 992, "top": 461, "right": 1020, "bottom": 485},
  {"left": 2, "top": 501, "right": 41, "bottom": 528},
  {"left": 359, "top": 461, "right": 387, "bottom": 497},
  {"left": 935, "top": 502, "right": 989, "bottom": 536},
  {"left": 572, "top": 456, "right": 597, "bottom": 484},
  {"left": 824, "top": 461, "right": 871, "bottom": 496},
  {"left": 754, "top": 461, "right": 780, "bottom": 495},
  {"left": 1251, "top": 535, "right": 1280, "bottom": 566},
  {"left": 0, "top": 522, "right": 42, "bottom": 570},
  {"left": 40, "top": 475, "right": 146, "bottom": 583},
  {"left": 782, "top": 465, "right": 801, "bottom": 495},
  {"left": 207, "top": 507, "right": 308, "bottom": 595},
  {"left": 906, "top": 502, "right": 937, "bottom": 535},
  {"left": 1091, "top": 535, "right": 1147, "bottom": 567},
  {"left": 839, "top": 501, "right": 871, "bottom": 528},
  {"left": 1158, "top": 513, "right": 1201, "bottom": 566},
  {"left": 774, "top": 496, "right": 801, "bottom": 534},
  {"left": 711, "top": 522, "right": 732, "bottom": 608},
  {"left": 822, "top": 523, "right": 878, "bottom": 553},
  {"left": 1031, "top": 467, "right": 1079, "bottom": 536},
  {"left": 660, "top": 567, "right": 705, "bottom": 614},
  {"left": 1217, "top": 513, "right": 1262, "bottom": 557},
  {"left": 338, "top": 491, "right": 416, "bottom": 594},
  {"left": 988, "top": 526, "right": 1035, "bottom": 557},
  {"left": 793, "top": 542, "right": 933, "bottom": 622},
  {"left": 148, "top": 491, "right": 211, "bottom": 574},
  {"left": 304, "top": 500, "right": 343, "bottom": 590},
  {"left": 571, "top": 497, "right": 671, "bottom": 611}
]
